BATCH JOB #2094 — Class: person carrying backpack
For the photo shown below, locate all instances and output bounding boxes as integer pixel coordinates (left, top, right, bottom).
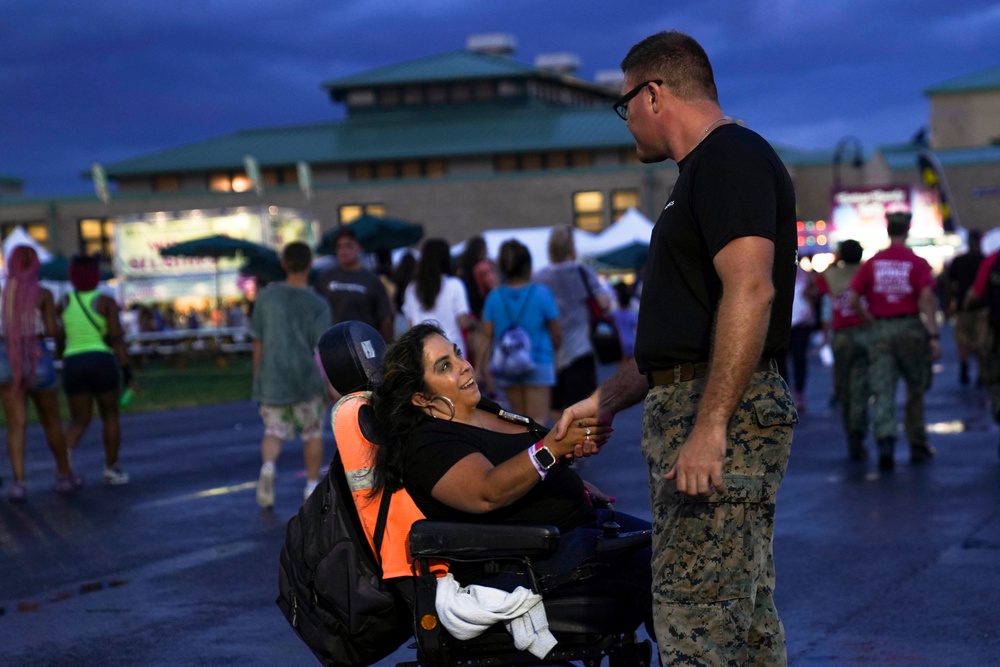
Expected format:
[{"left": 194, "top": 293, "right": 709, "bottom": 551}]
[{"left": 478, "top": 240, "right": 560, "bottom": 426}]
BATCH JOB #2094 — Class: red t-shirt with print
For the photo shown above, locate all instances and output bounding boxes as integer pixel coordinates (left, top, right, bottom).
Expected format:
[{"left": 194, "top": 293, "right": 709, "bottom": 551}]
[{"left": 850, "top": 245, "right": 935, "bottom": 318}]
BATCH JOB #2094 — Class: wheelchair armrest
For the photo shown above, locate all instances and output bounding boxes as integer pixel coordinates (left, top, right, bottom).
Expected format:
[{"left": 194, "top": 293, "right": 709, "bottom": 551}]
[
  {"left": 409, "top": 520, "right": 560, "bottom": 560},
  {"left": 594, "top": 529, "right": 652, "bottom": 563}
]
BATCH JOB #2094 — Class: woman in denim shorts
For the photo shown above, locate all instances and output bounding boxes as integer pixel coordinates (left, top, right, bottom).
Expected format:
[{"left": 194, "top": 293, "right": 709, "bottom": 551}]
[{"left": 1, "top": 246, "right": 81, "bottom": 502}]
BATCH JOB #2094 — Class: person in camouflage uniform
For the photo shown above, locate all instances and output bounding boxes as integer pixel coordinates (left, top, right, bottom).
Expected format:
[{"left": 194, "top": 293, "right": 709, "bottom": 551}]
[
  {"left": 962, "top": 245, "right": 1000, "bottom": 459},
  {"left": 815, "top": 239, "right": 872, "bottom": 460},
  {"left": 849, "top": 212, "right": 940, "bottom": 472},
  {"left": 555, "top": 31, "right": 798, "bottom": 666}
]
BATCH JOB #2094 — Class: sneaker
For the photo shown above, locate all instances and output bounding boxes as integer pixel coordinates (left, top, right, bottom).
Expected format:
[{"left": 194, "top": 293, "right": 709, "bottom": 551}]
[
  {"left": 303, "top": 479, "right": 319, "bottom": 501},
  {"left": 56, "top": 473, "right": 85, "bottom": 494},
  {"left": 257, "top": 462, "right": 276, "bottom": 509},
  {"left": 103, "top": 466, "right": 130, "bottom": 486},
  {"left": 7, "top": 482, "right": 26, "bottom": 503}
]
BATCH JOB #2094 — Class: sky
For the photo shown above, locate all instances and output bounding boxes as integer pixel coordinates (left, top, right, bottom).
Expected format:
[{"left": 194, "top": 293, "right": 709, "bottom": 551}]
[{"left": 2, "top": 0, "right": 999, "bottom": 197}]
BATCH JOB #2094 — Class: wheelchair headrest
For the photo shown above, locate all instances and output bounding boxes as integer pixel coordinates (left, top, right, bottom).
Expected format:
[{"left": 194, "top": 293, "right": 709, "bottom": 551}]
[{"left": 317, "top": 321, "right": 386, "bottom": 395}]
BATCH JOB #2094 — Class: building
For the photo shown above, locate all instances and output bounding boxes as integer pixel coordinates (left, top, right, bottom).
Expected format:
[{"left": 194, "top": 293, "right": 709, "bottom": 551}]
[{"left": 0, "top": 36, "right": 997, "bottom": 302}]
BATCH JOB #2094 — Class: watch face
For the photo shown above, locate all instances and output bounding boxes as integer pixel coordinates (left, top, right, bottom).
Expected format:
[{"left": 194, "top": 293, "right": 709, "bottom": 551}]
[{"left": 534, "top": 446, "right": 557, "bottom": 470}]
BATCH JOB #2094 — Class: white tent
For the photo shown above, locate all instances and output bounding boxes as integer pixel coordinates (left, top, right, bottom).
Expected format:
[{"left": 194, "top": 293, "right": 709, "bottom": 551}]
[
  {"left": 586, "top": 207, "right": 654, "bottom": 257},
  {"left": 2, "top": 226, "right": 52, "bottom": 266},
  {"left": 451, "top": 227, "right": 602, "bottom": 272}
]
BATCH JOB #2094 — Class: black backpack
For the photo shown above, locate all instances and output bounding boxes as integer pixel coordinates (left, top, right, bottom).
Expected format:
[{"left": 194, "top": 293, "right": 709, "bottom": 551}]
[{"left": 276, "top": 451, "right": 412, "bottom": 667}]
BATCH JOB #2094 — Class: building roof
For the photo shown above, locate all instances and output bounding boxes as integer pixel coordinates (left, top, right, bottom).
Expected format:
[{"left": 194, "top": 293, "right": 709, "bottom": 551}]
[
  {"left": 924, "top": 64, "right": 1000, "bottom": 95},
  {"left": 878, "top": 142, "right": 1000, "bottom": 170},
  {"left": 104, "top": 102, "right": 636, "bottom": 176},
  {"left": 322, "top": 49, "right": 613, "bottom": 98}
]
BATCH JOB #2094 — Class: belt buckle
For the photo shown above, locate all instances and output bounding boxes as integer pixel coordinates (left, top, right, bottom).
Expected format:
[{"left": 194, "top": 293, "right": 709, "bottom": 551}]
[{"left": 673, "top": 364, "right": 682, "bottom": 384}]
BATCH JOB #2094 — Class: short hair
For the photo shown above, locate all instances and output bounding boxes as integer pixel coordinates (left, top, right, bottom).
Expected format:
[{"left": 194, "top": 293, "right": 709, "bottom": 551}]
[
  {"left": 497, "top": 239, "right": 532, "bottom": 281},
  {"left": 547, "top": 225, "right": 576, "bottom": 263},
  {"left": 886, "top": 212, "right": 911, "bottom": 238},
  {"left": 968, "top": 230, "right": 983, "bottom": 245},
  {"left": 332, "top": 226, "right": 359, "bottom": 247},
  {"left": 68, "top": 254, "right": 101, "bottom": 291},
  {"left": 837, "top": 239, "right": 864, "bottom": 265},
  {"left": 620, "top": 30, "right": 718, "bottom": 103},
  {"left": 281, "top": 241, "right": 312, "bottom": 273}
]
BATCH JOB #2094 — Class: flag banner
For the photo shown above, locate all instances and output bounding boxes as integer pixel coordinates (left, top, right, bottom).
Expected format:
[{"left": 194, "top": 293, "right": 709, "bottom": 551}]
[
  {"left": 297, "top": 160, "right": 313, "bottom": 200},
  {"left": 91, "top": 162, "right": 110, "bottom": 203},
  {"left": 243, "top": 154, "right": 263, "bottom": 196},
  {"left": 917, "top": 150, "right": 958, "bottom": 232}
]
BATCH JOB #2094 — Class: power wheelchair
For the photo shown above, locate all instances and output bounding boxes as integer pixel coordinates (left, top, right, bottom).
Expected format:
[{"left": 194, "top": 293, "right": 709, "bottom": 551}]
[{"left": 318, "top": 321, "right": 654, "bottom": 667}]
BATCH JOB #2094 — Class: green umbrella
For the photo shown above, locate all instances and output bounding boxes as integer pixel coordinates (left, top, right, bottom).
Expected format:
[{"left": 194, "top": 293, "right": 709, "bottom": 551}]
[
  {"left": 159, "top": 234, "right": 273, "bottom": 309},
  {"left": 593, "top": 241, "right": 649, "bottom": 270},
  {"left": 317, "top": 214, "right": 424, "bottom": 255},
  {"left": 40, "top": 255, "right": 115, "bottom": 282}
]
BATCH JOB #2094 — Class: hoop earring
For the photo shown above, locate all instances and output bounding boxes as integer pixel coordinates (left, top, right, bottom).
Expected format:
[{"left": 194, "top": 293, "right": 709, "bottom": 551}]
[{"left": 431, "top": 395, "right": 456, "bottom": 421}]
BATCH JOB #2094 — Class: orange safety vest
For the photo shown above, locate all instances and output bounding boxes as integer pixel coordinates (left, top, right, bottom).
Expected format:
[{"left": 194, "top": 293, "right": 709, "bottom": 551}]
[{"left": 332, "top": 393, "right": 442, "bottom": 579}]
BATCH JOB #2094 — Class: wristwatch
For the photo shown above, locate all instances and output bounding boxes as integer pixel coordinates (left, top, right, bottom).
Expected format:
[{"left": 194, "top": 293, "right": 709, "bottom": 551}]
[{"left": 532, "top": 444, "right": 558, "bottom": 470}]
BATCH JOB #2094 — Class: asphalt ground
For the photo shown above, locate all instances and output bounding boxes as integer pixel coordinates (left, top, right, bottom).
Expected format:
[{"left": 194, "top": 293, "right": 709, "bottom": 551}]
[{"left": 1, "top": 324, "right": 998, "bottom": 666}]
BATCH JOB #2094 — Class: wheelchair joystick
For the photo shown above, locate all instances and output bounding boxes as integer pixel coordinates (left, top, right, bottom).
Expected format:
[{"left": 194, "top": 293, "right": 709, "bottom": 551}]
[{"left": 602, "top": 504, "right": 620, "bottom": 537}]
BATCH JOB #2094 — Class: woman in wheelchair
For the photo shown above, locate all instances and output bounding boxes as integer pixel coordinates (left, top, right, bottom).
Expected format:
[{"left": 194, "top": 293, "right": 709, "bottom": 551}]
[{"left": 369, "top": 322, "right": 653, "bottom": 623}]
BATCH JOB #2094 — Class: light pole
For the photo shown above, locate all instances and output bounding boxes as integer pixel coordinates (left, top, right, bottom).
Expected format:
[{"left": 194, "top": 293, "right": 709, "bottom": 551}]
[{"left": 832, "top": 136, "right": 864, "bottom": 190}]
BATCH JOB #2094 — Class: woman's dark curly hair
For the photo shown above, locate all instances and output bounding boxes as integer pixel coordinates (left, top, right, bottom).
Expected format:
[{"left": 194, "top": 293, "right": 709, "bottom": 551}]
[{"left": 369, "top": 322, "right": 444, "bottom": 495}]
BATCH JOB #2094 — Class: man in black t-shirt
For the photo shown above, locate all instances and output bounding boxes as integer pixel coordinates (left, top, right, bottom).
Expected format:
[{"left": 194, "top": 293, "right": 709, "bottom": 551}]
[
  {"left": 556, "top": 31, "right": 797, "bottom": 666},
  {"left": 313, "top": 227, "right": 393, "bottom": 342},
  {"left": 946, "top": 230, "right": 986, "bottom": 384}
]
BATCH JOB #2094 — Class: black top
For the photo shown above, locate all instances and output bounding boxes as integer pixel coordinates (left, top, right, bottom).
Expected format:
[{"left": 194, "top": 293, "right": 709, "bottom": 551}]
[
  {"left": 634, "top": 123, "right": 797, "bottom": 371},
  {"left": 402, "top": 414, "right": 595, "bottom": 532},
  {"left": 947, "top": 251, "right": 984, "bottom": 311}
]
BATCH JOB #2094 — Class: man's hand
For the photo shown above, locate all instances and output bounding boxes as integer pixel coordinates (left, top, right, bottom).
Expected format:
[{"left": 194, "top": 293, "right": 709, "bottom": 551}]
[
  {"left": 553, "top": 392, "right": 610, "bottom": 458},
  {"left": 664, "top": 424, "right": 727, "bottom": 496}
]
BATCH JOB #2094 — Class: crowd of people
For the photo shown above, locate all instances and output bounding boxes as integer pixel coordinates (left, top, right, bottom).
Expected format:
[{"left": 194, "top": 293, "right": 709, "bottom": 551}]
[
  {"left": 1, "top": 252, "right": 136, "bottom": 502},
  {"left": 10, "top": 28, "right": 999, "bottom": 667},
  {"left": 249, "top": 225, "right": 640, "bottom": 507}
]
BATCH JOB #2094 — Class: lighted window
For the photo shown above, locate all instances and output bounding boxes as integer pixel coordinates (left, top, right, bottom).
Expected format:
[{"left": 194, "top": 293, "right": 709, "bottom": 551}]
[
  {"left": 426, "top": 85, "right": 447, "bottom": 104},
  {"left": 425, "top": 160, "right": 446, "bottom": 177},
  {"left": 152, "top": 174, "right": 181, "bottom": 192},
  {"left": 521, "top": 153, "right": 543, "bottom": 171},
  {"left": 375, "top": 162, "right": 397, "bottom": 179},
  {"left": 612, "top": 189, "right": 640, "bottom": 220},
  {"left": 1, "top": 222, "right": 50, "bottom": 248},
  {"left": 400, "top": 161, "right": 422, "bottom": 178},
  {"left": 451, "top": 84, "right": 471, "bottom": 103},
  {"left": 78, "top": 218, "right": 114, "bottom": 259},
  {"left": 570, "top": 151, "right": 594, "bottom": 168},
  {"left": 495, "top": 155, "right": 518, "bottom": 172},
  {"left": 339, "top": 204, "right": 386, "bottom": 225},
  {"left": 380, "top": 88, "right": 401, "bottom": 106},
  {"left": 209, "top": 172, "right": 231, "bottom": 192},
  {"left": 231, "top": 174, "right": 252, "bottom": 193},
  {"left": 473, "top": 82, "right": 495, "bottom": 101},
  {"left": 547, "top": 152, "right": 568, "bottom": 169},
  {"left": 403, "top": 86, "right": 423, "bottom": 106},
  {"left": 573, "top": 191, "right": 605, "bottom": 232},
  {"left": 349, "top": 163, "right": 374, "bottom": 181}
]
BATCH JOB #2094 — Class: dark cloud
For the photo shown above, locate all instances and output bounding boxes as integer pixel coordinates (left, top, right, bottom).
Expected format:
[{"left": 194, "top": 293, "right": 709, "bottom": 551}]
[{"left": 1, "top": 0, "right": 997, "bottom": 195}]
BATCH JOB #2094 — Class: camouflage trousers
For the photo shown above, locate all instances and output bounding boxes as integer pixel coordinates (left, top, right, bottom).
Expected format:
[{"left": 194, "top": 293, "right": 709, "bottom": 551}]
[
  {"left": 641, "top": 369, "right": 796, "bottom": 667},
  {"left": 868, "top": 316, "right": 931, "bottom": 443},
  {"left": 831, "top": 325, "right": 872, "bottom": 436}
]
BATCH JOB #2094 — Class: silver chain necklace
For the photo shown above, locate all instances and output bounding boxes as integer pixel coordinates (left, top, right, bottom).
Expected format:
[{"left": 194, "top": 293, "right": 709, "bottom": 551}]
[{"left": 700, "top": 116, "right": 731, "bottom": 140}]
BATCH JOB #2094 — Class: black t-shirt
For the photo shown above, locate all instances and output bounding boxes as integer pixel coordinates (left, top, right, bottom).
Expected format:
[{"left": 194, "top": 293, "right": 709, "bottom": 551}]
[
  {"left": 634, "top": 123, "right": 797, "bottom": 371},
  {"left": 402, "top": 418, "right": 595, "bottom": 532},
  {"left": 947, "top": 251, "right": 984, "bottom": 310},
  {"left": 313, "top": 266, "right": 392, "bottom": 328}
]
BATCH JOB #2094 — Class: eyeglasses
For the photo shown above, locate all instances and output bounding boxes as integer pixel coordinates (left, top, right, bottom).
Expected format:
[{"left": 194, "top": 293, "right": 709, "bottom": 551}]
[{"left": 613, "top": 80, "right": 662, "bottom": 121}]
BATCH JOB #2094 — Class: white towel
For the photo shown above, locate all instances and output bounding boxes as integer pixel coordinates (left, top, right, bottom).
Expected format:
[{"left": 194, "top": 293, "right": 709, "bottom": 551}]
[{"left": 435, "top": 573, "right": 558, "bottom": 658}]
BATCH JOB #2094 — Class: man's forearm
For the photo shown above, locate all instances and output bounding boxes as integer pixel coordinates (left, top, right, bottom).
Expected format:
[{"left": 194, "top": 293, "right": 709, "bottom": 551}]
[
  {"left": 597, "top": 357, "right": 648, "bottom": 417},
  {"left": 697, "top": 288, "right": 772, "bottom": 429}
]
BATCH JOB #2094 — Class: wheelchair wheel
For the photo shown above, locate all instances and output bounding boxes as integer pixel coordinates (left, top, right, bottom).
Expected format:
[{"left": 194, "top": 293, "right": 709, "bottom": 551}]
[{"left": 607, "top": 638, "right": 652, "bottom": 667}]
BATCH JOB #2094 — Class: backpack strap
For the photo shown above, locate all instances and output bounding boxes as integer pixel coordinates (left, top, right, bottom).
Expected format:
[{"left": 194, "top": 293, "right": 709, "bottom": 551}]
[
  {"left": 508, "top": 284, "right": 535, "bottom": 327},
  {"left": 372, "top": 489, "right": 392, "bottom": 567}
]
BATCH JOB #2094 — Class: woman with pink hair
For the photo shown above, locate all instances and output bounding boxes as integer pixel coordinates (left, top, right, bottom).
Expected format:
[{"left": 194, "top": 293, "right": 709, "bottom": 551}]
[{"left": 1, "top": 245, "right": 81, "bottom": 502}]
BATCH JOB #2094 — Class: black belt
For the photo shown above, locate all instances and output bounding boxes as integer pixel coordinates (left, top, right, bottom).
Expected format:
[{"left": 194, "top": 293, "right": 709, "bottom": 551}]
[
  {"left": 877, "top": 313, "right": 918, "bottom": 320},
  {"left": 646, "top": 358, "right": 776, "bottom": 388}
]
